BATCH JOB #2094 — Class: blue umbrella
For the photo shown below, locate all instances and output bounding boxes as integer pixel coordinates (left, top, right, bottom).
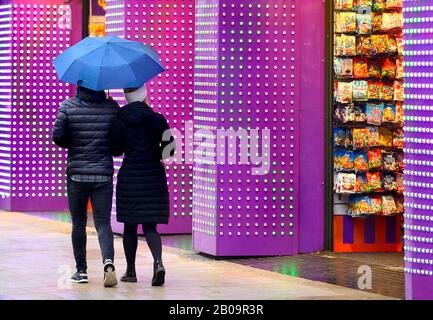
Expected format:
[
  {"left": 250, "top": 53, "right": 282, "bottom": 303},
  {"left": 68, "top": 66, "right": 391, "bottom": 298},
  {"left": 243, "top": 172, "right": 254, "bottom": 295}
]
[{"left": 53, "top": 36, "right": 165, "bottom": 91}]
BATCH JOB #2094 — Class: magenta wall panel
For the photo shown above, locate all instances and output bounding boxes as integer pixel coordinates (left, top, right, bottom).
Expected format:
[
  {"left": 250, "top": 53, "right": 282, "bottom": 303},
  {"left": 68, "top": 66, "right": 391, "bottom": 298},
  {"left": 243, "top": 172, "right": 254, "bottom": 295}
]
[
  {"left": 193, "top": 0, "right": 300, "bottom": 256},
  {"left": 105, "top": 0, "right": 194, "bottom": 234},
  {"left": 403, "top": 1, "right": 433, "bottom": 300},
  {"left": 0, "top": 0, "right": 80, "bottom": 212}
]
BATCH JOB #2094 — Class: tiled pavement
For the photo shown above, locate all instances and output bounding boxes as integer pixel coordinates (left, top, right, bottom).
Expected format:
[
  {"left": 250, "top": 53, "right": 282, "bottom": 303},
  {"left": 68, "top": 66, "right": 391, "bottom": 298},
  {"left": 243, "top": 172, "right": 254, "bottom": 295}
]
[{"left": 0, "top": 211, "right": 396, "bottom": 300}]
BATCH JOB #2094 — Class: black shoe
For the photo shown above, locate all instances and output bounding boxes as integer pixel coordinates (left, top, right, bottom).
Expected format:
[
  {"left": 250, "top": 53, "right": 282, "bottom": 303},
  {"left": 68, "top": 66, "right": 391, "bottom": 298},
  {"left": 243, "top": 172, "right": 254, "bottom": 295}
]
[
  {"left": 103, "top": 259, "right": 118, "bottom": 288},
  {"left": 120, "top": 271, "right": 137, "bottom": 283},
  {"left": 152, "top": 261, "right": 165, "bottom": 287},
  {"left": 70, "top": 270, "right": 88, "bottom": 283}
]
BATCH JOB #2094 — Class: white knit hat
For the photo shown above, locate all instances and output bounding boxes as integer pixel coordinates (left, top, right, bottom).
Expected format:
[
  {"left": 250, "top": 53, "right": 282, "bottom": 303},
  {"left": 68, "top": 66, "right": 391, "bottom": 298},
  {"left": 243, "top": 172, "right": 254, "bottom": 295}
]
[{"left": 124, "top": 84, "right": 147, "bottom": 103}]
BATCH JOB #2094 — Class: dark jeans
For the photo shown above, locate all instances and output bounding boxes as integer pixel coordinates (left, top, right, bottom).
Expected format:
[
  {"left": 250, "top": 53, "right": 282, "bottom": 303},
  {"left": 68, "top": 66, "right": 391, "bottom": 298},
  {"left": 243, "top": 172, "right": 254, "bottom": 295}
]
[{"left": 67, "top": 176, "right": 114, "bottom": 271}]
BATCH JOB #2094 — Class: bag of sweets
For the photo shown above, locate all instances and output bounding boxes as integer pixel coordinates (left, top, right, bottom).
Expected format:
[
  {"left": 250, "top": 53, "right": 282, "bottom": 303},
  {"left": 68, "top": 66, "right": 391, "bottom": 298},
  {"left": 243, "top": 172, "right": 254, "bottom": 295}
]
[
  {"left": 393, "top": 128, "right": 404, "bottom": 149},
  {"left": 383, "top": 151, "right": 398, "bottom": 171},
  {"left": 354, "top": 151, "right": 368, "bottom": 172},
  {"left": 357, "top": 36, "right": 372, "bottom": 56},
  {"left": 382, "top": 103, "right": 396, "bottom": 122},
  {"left": 394, "top": 81, "right": 404, "bottom": 101},
  {"left": 367, "top": 172, "right": 382, "bottom": 191},
  {"left": 382, "top": 13, "right": 403, "bottom": 30},
  {"left": 379, "top": 127, "right": 393, "bottom": 147},
  {"left": 387, "top": 37, "right": 398, "bottom": 54},
  {"left": 395, "top": 195, "right": 404, "bottom": 214},
  {"left": 396, "top": 173, "right": 404, "bottom": 194},
  {"left": 353, "top": 128, "right": 370, "bottom": 149},
  {"left": 335, "top": 34, "right": 357, "bottom": 56},
  {"left": 334, "top": 58, "right": 353, "bottom": 77},
  {"left": 368, "top": 61, "right": 381, "bottom": 78},
  {"left": 386, "top": 0, "right": 402, "bottom": 9},
  {"left": 366, "top": 103, "right": 383, "bottom": 125},
  {"left": 370, "top": 196, "right": 383, "bottom": 215},
  {"left": 351, "top": 196, "right": 371, "bottom": 216},
  {"left": 371, "top": 35, "right": 389, "bottom": 54},
  {"left": 372, "top": 0, "right": 386, "bottom": 11},
  {"left": 336, "top": 0, "right": 354, "bottom": 10},
  {"left": 372, "top": 14, "right": 383, "bottom": 32},
  {"left": 396, "top": 152, "right": 404, "bottom": 171},
  {"left": 336, "top": 12, "right": 357, "bottom": 33},
  {"left": 380, "top": 83, "right": 394, "bottom": 101},
  {"left": 356, "top": 173, "right": 368, "bottom": 193},
  {"left": 368, "top": 81, "right": 381, "bottom": 99},
  {"left": 395, "top": 102, "right": 404, "bottom": 126},
  {"left": 381, "top": 58, "right": 396, "bottom": 79},
  {"left": 382, "top": 195, "right": 397, "bottom": 216},
  {"left": 336, "top": 173, "right": 357, "bottom": 193},
  {"left": 368, "top": 149, "right": 382, "bottom": 169},
  {"left": 354, "top": 105, "right": 366, "bottom": 122},
  {"left": 353, "top": 59, "right": 369, "bottom": 78},
  {"left": 369, "top": 127, "right": 380, "bottom": 146},
  {"left": 395, "top": 58, "right": 404, "bottom": 79},
  {"left": 353, "top": 80, "right": 368, "bottom": 101},
  {"left": 337, "top": 82, "right": 353, "bottom": 103},
  {"left": 383, "top": 172, "right": 398, "bottom": 191},
  {"left": 334, "top": 127, "right": 347, "bottom": 147},
  {"left": 357, "top": 14, "right": 372, "bottom": 34},
  {"left": 356, "top": 0, "right": 373, "bottom": 8},
  {"left": 396, "top": 36, "right": 403, "bottom": 55}
]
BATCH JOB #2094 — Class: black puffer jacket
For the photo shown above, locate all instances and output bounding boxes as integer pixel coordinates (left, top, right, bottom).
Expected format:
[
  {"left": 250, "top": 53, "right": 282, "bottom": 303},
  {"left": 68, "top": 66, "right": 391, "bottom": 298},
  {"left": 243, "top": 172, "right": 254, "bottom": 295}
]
[
  {"left": 110, "top": 102, "right": 173, "bottom": 225},
  {"left": 52, "top": 86, "right": 120, "bottom": 176}
]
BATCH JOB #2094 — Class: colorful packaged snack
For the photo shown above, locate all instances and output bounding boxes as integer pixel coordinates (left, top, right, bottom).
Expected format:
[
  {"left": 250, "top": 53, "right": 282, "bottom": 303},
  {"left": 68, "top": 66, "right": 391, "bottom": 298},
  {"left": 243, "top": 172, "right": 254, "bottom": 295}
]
[
  {"left": 368, "top": 81, "right": 381, "bottom": 99},
  {"left": 357, "top": 36, "right": 372, "bottom": 56},
  {"left": 381, "top": 58, "right": 396, "bottom": 79},
  {"left": 351, "top": 196, "right": 371, "bottom": 216},
  {"left": 354, "top": 151, "right": 368, "bottom": 172},
  {"left": 353, "top": 128, "right": 370, "bottom": 149},
  {"left": 387, "top": 37, "right": 398, "bottom": 54},
  {"left": 334, "top": 58, "right": 353, "bottom": 77},
  {"left": 372, "top": 13, "right": 383, "bottom": 32},
  {"left": 366, "top": 103, "right": 383, "bottom": 125},
  {"left": 346, "top": 128, "right": 354, "bottom": 148},
  {"left": 379, "top": 127, "right": 393, "bottom": 147},
  {"left": 367, "top": 172, "right": 382, "bottom": 191},
  {"left": 396, "top": 36, "right": 403, "bottom": 55},
  {"left": 356, "top": 0, "right": 373, "bottom": 8},
  {"left": 368, "top": 127, "right": 380, "bottom": 146},
  {"left": 336, "top": 12, "right": 357, "bottom": 33},
  {"left": 372, "top": 0, "right": 386, "bottom": 11},
  {"left": 353, "top": 80, "right": 368, "bottom": 101},
  {"left": 334, "top": 127, "right": 347, "bottom": 147},
  {"left": 368, "top": 61, "right": 381, "bottom": 79},
  {"left": 353, "top": 59, "right": 369, "bottom": 78},
  {"left": 396, "top": 173, "right": 404, "bottom": 194},
  {"left": 382, "top": 13, "right": 403, "bottom": 31},
  {"left": 380, "top": 83, "right": 394, "bottom": 101},
  {"left": 335, "top": 34, "right": 357, "bottom": 56},
  {"left": 393, "top": 81, "right": 404, "bottom": 101},
  {"left": 382, "top": 195, "right": 397, "bottom": 216},
  {"left": 395, "top": 195, "right": 404, "bottom": 214},
  {"left": 393, "top": 128, "right": 404, "bottom": 149},
  {"left": 382, "top": 103, "right": 396, "bottom": 122},
  {"left": 335, "top": 0, "right": 354, "bottom": 10},
  {"left": 386, "top": 0, "right": 402, "bottom": 9},
  {"left": 335, "top": 173, "right": 357, "bottom": 194},
  {"left": 384, "top": 158, "right": 398, "bottom": 173},
  {"left": 356, "top": 173, "right": 368, "bottom": 192},
  {"left": 383, "top": 172, "right": 398, "bottom": 191},
  {"left": 371, "top": 35, "right": 389, "bottom": 55},
  {"left": 357, "top": 14, "right": 372, "bottom": 34},
  {"left": 342, "top": 151, "right": 355, "bottom": 171},
  {"left": 396, "top": 152, "right": 404, "bottom": 171},
  {"left": 354, "top": 105, "right": 366, "bottom": 122},
  {"left": 395, "top": 102, "right": 404, "bottom": 126},
  {"left": 335, "top": 104, "right": 356, "bottom": 123},
  {"left": 337, "top": 82, "right": 353, "bottom": 103},
  {"left": 370, "top": 196, "right": 383, "bottom": 214},
  {"left": 395, "top": 58, "right": 404, "bottom": 80},
  {"left": 368, "top": 149, "right": 382, "bottom": 169}
]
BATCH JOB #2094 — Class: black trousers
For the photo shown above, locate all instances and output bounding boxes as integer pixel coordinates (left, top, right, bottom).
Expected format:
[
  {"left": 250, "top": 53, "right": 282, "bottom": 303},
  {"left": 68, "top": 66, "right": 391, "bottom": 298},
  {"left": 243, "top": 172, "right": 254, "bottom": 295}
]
[{"left": 67, "top": 177, "right": 115, "bottom": 271}]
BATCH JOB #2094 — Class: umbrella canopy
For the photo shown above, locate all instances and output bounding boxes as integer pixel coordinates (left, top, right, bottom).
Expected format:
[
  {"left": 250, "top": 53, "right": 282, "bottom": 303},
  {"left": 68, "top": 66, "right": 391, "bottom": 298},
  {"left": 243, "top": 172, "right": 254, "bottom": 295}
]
[{"left": 53, "top": 36, "right": 164, "bottom": 91}]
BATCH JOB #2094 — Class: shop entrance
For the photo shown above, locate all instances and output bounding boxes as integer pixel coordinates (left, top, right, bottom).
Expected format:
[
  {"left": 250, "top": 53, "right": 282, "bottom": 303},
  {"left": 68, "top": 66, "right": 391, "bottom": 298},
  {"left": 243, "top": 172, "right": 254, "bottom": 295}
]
[{"left": 325, "top": 1, "right": 404, "bottom": 257}]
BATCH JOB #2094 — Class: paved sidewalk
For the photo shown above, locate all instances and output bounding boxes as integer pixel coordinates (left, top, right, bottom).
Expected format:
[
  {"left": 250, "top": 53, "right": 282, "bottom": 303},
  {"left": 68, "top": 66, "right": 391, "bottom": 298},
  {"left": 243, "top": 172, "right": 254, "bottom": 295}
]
[{"left": 0, "top": 211, "right": 395, "bottom": 300}]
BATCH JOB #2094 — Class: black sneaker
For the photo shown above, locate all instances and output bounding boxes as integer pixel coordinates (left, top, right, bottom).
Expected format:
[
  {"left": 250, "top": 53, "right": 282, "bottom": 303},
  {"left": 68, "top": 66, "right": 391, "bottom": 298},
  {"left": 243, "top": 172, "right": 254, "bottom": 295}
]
[
  {"left": 152, "top": 261, "right": 165, "bottom": 287},
  {"left": 103, "top": 259, "right": 118, "bottom": 288},
  {"left": 70, "top": 270, "right": 88, "bottom": 283},
  {"left": 120, "top": 271, "right": 137, "bottom": 283}
]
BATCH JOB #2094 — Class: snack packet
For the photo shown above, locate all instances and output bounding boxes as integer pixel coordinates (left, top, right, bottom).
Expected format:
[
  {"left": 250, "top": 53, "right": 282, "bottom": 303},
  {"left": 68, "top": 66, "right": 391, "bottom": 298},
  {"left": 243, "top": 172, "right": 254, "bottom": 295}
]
[
  {"left": 366, "top": 103, "right": 383, "bottom": 125},
  {"left": 335, "top": 34, "right": 357, "bottom": 56},
  {"left": 395, "top": 102, "right": 404, "bottom": 125},
  {"left": 371, "top": 34, "right": 389, "bottom": 55},
  {"left": 368, "top": 81, "right": 382, "bottom": 99},
  {"left": 354, "top": 105, "right": 366, "bottom": 122},
  {"left": 396, "top": 36, "right": 403, "bottom": 55},
  {"left": 357, "top": 14, "right": 372, "bottom": 34},
  {"left": 337, "top": 82, "right": 353, "bottom": 103},
  {"left": 336, "top": 12, "right": 357, "bottom": 33},
  {"left": 382, "top": 103, "right": 396, "bottom": 122},
  {"left": 382, "top": 13, "right": 403, "bottom": 31},
  {"left": 339, "top": 150, "right": 355, "bottom": 171},
  {"left": 368, "top": 149, "right": 382, "bottom": 169},
  {"left": 334, "top": 127, "right": 347, "bottom": 147},
  {"left": 379, "top": 127, "right": 393, "bottom": 147},
  {"left": 369, "top": 127, "right": 380, "bottom": 146},
  {"left": 372, "top": 13, "right": 383, "bottom": 32},
  {"left": 367, "top": 172, "right": 382, "bottom": 191},
  {"left": 336, "top": 0, "right": 354, "bottom": 10},
  {"left": 372, "top": 0, "right": 386, "bottom": 11},
  {"left": 395, "top": 195, "right": 404, "bottom": 214},
  {"left": 334, "top": 58, "right": 353, "bottom": 77},
  {"left": 335, "top": 104, "right": 356, "bottom": 123},
  {"left": 387, "top": 37, "right": 398, "bottom": 54},
  {"left": 382, "top": 195, "right": 397, "bottom": 216},
  {"left": 380, "top": 83, "right": 394, "bottom": 101},
  {"left": 354, "top": 151, "right": 368, "bottom": 172},
  {"left": 351, "top": 196, "right": 371, "bottom": 216},
  {"left": 346, "top": 128, "right": 354, "bottom": 148},
  {"left": 370, "top": 196, "right": 383, "bottom": 215},
  {"left": 393, "top": 81, "right": 404, "bottom": 101},
  {"left": 383, "top": 172, "right": 398, "bottom": 191},
  {"left": 357, "top": 36, "right": 372, "bottom": 56},
  {"left": 353, "top": 80, "right": 368, "bottom": 101},
  {"left": 335, "top": 173, "right": 357, "bottom": 194},
  {"left": 382, "top": 58, "right": 396, "bottom": 79},
  {"left": 353, "top": 59, "right": 369, "bottom": 78},
  {"left": 396, "top": 173, "right": 404, "bottom": 194},
  {"left": 393, "top": 128, "right": 404, "bottom": 149},
  {"left": 356, "top": 0, "right": 373, "bottom": 8},
  {"left": 386, "top": 0, "right": 402, "bottom": 9},
  {"left": 356, "top": 173, "right": 368, "bottom": 193},
  {"left": 396, "top": 152, "right": 404, "bottom": 171},
  {"left": 353, "top": 128, "right": 370, "bottom": 149},
  {"left": 368, "top": 61, "right": 381, "bottom": 79}
]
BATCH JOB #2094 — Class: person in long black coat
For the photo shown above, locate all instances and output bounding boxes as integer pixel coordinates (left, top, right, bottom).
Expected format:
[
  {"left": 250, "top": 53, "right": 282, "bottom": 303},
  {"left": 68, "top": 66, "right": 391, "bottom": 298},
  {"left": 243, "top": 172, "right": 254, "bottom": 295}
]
[{"left": 110, "top": 84, "right": 174, "bottom": 286}]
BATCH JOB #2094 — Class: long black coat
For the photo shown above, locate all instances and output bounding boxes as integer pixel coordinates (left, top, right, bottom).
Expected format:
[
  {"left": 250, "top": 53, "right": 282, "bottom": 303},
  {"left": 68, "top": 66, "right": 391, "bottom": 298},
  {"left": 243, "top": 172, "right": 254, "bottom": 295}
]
[
  {"left": 52, "top": 86, "right": 119, "bottom": 176},
  {"left": 110, "top": 102, "right": 173, "bottom": 225}
]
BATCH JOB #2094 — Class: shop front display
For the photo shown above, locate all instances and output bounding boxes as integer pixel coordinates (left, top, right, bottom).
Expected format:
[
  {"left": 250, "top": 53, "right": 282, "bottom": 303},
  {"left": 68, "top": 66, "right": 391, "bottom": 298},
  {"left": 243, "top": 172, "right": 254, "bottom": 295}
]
[{"left": 330, "top": 0, "right": 404, "bottom": 252}]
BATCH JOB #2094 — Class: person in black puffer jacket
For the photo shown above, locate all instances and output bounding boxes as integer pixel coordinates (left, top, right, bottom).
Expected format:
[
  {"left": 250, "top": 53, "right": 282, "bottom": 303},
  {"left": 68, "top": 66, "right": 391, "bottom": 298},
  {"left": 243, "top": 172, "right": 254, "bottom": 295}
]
[
  {"left": 52, "top": 86, "right": 119, "bottom": 287},
  {"left": 110, "top": 84, "right": 174, "bottom": 287}
]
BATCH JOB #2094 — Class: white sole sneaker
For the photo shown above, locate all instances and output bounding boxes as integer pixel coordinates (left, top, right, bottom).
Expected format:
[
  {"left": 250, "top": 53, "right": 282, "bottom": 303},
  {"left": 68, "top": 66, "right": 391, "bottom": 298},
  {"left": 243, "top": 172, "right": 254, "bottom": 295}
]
[
  {"left": 104, "top": 265, "right": 118, "bottom": 288},
  {"left": 70, "top": 278, "right": 88, "bottom": 284}
]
